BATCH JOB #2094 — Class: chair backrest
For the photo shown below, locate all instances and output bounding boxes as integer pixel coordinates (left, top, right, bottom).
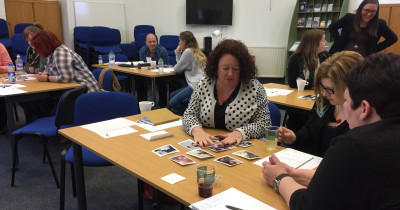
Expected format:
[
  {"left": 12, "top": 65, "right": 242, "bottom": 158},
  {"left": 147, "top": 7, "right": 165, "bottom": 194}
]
[
  {"left": 101, "top": 53, "right": 128, "bottom": 63},
  {"left": 11, "top": 34, "right": 29, "bottom": 58},
  {"left": 89, "top": 26, "right": 121, "bottom": 46},
  {"left": 168, "top": 56, "right": 176, "bottom": 65},
  {"left": 54, "top": 85, "right": 88, "bottom": 128},
  {"left": 74, "top": 26, "right": 91, "bottom": 44},
  {"left": 74, "top": 92, "right": 139, "bottom": 126},
  {"left": 0, "top": 18, "right": 9, "bottom": 39},
  {"left": 92, "top": 68, "right": 112, "bottom": 91},
  {"left": 160, "top": 35, "right": 179, "bottom": 52},
  {"left": 134, "top": 25, "right": 155, "bottom": 41},
  {"left": 119, "top": 43, "right": 137, "bottom": 61},
  {"left": 14, "top": 23, "right": 33, "bottom": 34},
  {"left": 268, "top": 102, "right": 281, "bottom": 127}
]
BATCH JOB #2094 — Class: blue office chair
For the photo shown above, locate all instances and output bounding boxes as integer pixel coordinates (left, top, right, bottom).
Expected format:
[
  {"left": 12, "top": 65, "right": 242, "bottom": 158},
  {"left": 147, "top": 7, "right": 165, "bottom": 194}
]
[
  {"left": 11, "top": 85, "right": 88, "bottom": 188},
  {"left": 14, "top": 23, "right": 33, "bottom": 34},
  {"left": 119, "top": 43, "right": 137, "bottom": 61},
  {"left": 168, "top": 56, "right": 176, "bottom": 65},
  {"left": 60, "top": 92, "right": 139, "bottom": 210},
  {"left": 74, "top": 26, "right": 91, "bottom": 64},
  {"left": 88, "top": 27, "right": 121, "bottom": 67},
  {"left": 160, "top": 35, "right": 179, "bottom": 57},
  {"left": 135, "top": 32, "right": 150, "bottom": 54},
  {"left": 101, "top": 54, "right": 128, "bottom": 86},
  {"left": 11, "top": 33, "right": 29, "bottom": 62},
  {"left": 92, "top": 68, "right": 113, "bottom": 91},
  {"left": 134, "top": 25, "right": 155, "bottom": 42},
  {"left": 268, "top": 102, "right": 281, "bottom": 127}
]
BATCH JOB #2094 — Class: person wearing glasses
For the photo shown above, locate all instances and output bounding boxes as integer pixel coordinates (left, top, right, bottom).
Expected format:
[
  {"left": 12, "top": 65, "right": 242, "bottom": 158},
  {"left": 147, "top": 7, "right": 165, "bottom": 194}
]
[
  {"left": 329, "top": 0, "right": 397, "bottom": 57},
  {"left": 278, "top": 51, "right": 363, "bottom": 157}
]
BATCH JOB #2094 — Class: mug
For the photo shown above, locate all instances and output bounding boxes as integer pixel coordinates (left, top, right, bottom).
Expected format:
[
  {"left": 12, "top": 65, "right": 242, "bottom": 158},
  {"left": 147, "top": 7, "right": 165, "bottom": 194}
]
[
  {"left": 139, "top": 101, "right": 154, "bottom": 112},
  {"left": 296, "top": 79, "right": 309, "bottom": 92}
]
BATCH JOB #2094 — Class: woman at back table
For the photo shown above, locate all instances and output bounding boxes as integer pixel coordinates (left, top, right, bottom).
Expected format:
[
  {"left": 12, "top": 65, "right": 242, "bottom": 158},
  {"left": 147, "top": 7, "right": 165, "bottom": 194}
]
[
  {"left": 279, "top": 51, "right": 363, "bottom": 157},
  {"left": 287, "top": 29, "right": 328, "bottom": 132},
  {"left": 183, "top": 39, "right": 271, "bottom": 146},
  {"left": 329, "top": 0, "right": 398, "bottom": 56}
]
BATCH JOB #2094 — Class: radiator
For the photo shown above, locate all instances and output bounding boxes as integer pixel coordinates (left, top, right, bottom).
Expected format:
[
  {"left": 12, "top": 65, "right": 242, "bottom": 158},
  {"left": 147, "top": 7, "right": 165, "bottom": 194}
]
[{"left": 248, "top": 47, "right": 287, "bottom": 78}]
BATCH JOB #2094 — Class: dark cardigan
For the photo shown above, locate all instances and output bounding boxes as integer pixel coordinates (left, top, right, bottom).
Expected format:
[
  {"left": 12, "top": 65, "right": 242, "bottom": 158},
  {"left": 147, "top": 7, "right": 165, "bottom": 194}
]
[{"left": 329, "top": 13, "right": 398, "bottom": 55}]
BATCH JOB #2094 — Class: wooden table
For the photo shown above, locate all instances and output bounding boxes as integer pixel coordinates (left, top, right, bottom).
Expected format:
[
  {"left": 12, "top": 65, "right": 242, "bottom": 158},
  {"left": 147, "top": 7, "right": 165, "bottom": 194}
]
[
  {"left": 59, "top": 115, "right": 288, "bottom": 210},
  {"left": 0, "top": 74, "right": 80, "bottom": 131},
  {"left": 264, "top": 83, "right": 315, "bottom": 115},
  {"left": 92, "top": 64, "right": 177, "bottom": 103}
]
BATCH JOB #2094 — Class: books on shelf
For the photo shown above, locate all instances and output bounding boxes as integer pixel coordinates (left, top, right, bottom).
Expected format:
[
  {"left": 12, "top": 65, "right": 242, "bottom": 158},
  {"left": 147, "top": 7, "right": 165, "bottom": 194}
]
[
  {"left": 327, "top": 19, "right": 332, "bottom": 27},
  {"left": 308, "top": 5, "right": 314, "bottom": 12},
  {"left": 298, "top": 17, "right": 305, "bottom": 27},
  {"left": 314, "top": 4, "right": 321, "bottom": 12},
  {"left": 299, "top": 2, "right": 306, "bottom": 12},
  {"left": 320, "top": 20, "right": 326, "bottom": 28},
  {"left": 321, "top": 4, "right": 328, "bottom": 12},
  {"left": 312, "top": 17, "right": 320, "bottom": 28},
  {"left": 306, "top": 17, "right": 312, "bottom": 27},
  {"left": 327, "top": 3, "right": 334, "bottom": 11}
]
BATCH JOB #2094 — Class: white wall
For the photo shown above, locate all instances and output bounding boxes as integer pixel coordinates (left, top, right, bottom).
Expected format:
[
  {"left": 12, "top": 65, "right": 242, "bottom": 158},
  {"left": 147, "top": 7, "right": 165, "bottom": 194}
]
[{"left": 0, "top": 0, "right": 5, "bottom": 19}]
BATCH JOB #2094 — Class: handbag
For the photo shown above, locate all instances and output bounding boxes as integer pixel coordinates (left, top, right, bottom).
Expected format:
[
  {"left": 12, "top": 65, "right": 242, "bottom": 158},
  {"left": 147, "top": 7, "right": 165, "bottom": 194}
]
[{"left": 98, "top": 67, "right": 121, "bottom": 92}]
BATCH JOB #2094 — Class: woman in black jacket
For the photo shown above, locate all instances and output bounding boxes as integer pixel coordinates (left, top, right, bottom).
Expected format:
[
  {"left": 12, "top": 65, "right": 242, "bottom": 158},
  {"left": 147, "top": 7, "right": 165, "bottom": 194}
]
[{"left": 329, "top": 0, "right": 397, "bottom": 57}]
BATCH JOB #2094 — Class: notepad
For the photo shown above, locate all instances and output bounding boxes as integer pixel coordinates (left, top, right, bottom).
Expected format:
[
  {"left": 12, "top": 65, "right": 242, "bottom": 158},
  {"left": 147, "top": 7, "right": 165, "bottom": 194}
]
[
  {"left": 141, "top": 108, "right": 180, "bottom": 126},
  {"left": 254, "top": 148, "right": 317, "bottom": 169}
]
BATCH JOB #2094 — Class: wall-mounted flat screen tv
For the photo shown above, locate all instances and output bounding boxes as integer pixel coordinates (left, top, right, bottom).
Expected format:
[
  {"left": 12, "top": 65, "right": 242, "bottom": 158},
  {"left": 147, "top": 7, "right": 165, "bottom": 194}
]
[{"left": 186, "top": 0, "right": 233, "bottom": 25}]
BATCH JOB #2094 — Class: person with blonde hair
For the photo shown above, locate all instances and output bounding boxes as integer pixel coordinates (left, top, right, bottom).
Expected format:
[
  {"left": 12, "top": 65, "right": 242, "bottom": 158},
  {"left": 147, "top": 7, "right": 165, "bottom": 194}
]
[
  {"left": 286, "top": 29, "right": 329, "bottom": 132},
  {"left": 22, "top": 23, "right": 46, "bottom": 74},
  {"left": 168, "top": 31, "right": 207, "bottom": 115},
  {"left": 279, "top": 51, "right": 363, "bottom": 157}
]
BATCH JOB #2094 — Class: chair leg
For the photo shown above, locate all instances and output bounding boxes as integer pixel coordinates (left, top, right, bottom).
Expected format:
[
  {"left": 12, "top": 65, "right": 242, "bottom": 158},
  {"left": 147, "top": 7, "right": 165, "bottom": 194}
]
[
  {"left": 137, "top": 178, "right": 144, "bottom": 210},
  {"left": 43, "top": 138, "right": 60, "bottom": 188},
  {"left": 70, "top": 163, "right": 77, "bottom": 197},
  {"left": 13, "top": 103, "right": 19, "bottom": 121},
  {"left": 11, "top": 136, "right": 19, "bottom": 187},
  {"left": 60, "top": 149, "right": 67, "bottom": 210}
]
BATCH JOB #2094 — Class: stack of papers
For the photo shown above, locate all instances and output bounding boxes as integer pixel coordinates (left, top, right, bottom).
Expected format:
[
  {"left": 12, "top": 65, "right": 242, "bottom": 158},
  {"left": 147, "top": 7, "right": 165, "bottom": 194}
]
[
  {"left": 254, "top": 148, "right": 322, "bottom": 169},
  {"left": 264, "top": 88, "right": 294, "bottom": 97},
  {"left": 0, "top": 84, "right": 26, "bottom": 95},
  {"left": 81, "top": 118, "right": 138, "bottom": 138},
  {"left": 189, "top": 187, "right": 275, "bottom": 210}
]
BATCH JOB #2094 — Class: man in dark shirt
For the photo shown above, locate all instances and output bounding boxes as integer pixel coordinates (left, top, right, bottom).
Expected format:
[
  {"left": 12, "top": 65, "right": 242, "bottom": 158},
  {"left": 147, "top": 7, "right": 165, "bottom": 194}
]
[{"left": 262, "top": 53, "right": 400, "bottom": 209}]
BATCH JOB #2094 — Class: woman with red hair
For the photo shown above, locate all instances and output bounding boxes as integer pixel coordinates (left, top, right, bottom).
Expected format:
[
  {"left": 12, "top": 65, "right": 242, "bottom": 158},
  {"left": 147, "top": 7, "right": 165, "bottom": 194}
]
[{"left": 30, "top": 31, "right": 99, "bottom": 92}]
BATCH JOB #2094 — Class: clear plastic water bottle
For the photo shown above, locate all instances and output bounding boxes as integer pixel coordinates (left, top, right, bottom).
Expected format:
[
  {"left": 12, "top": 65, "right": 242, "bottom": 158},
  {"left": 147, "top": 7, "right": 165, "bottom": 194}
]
[
  {"left": 108, "top": 51, "right": 115, "bottom": 66},
  {"left": 98, "top": 55, "right": 103, "bottom": 64},
  {"left": 15, "top": 54, "right": 24, "bottom": 75},
  {"left": 7, "top": 63, "right": 15, "bottom": 83},
  {"left": 158, "top": 58, "right": 164, "bottom": 74}
]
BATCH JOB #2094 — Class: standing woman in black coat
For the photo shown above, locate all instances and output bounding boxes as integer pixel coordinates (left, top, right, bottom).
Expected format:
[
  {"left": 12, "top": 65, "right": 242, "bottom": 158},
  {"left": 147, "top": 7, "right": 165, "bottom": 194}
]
[{"left": 329, "top": 0, "right": 397, "bottom": 57}]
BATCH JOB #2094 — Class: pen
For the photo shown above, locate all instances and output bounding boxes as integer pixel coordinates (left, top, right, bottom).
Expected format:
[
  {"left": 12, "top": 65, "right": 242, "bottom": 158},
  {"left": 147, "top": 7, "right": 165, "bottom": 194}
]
[{"left": 225, "top": 205, "right": 243, "bottom": 210}]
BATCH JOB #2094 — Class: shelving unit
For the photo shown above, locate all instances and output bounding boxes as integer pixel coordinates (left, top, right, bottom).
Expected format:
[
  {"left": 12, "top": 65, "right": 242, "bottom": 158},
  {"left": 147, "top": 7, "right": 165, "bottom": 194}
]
[{"left": 285, "top": 0, "right": 348, "bottom": 82}]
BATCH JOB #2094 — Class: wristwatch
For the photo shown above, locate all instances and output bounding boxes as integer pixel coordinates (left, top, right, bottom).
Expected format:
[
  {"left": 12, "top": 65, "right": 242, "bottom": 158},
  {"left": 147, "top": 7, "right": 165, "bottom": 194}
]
[
  {"left": 46, "top": 75, "right": 50, "bottom": 82},
  {"left": 273, "top": 173, "right": 289, "bottom": 193}
]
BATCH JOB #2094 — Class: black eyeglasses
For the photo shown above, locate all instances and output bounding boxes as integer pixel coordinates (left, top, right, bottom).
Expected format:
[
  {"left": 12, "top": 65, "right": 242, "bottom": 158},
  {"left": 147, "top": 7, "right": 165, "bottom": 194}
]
[
  {"left": 362, "top": 8, "right": 377, "bottom": 14},
  {"left": 320, "top": 83, "right": 335, "bottom": 95}
]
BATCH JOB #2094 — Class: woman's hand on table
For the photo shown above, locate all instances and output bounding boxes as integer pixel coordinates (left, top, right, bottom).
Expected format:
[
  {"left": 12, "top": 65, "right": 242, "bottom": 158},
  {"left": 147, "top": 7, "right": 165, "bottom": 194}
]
[
  {"left": 278, "top": 126, "right": 296, "bottom": 145},
  {"left": 191, "top": 127, "right": 219, "bottom": 147},
  {"left": 220, "top": 130, "right": 243, "bottom": 145}
]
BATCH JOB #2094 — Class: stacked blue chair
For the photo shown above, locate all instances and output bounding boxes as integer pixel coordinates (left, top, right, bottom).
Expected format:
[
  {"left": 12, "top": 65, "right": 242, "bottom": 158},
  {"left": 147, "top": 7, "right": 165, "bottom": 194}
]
[
  {"left": 160, "top": 35, "right": 179, "bottom": 65},
  {"left": 119, "top": 43, "right": 137, "bottom": 61},
  {"left": 0, "top": 18, "right": 12, "bottom": 55},
  {"left": 14, "top": 23, "right": 33, "bottom": 34},
  {"left": 60, "top": 92, "right": 139, "bottom": 210},
  {"left": 11, "top": 34, "right": 29, "bottom": 62},
  {"left": 73, "top": 26, "right": 91, "bottom": 65},
  {"left": 11, "top": 85, "right": 88, "bottom": 187},
  {"left": 88, "top": 27, "right": 121, "bottom": 67},
  {"left": 133, "top": 25, "right": 155, "bottom": 58}
]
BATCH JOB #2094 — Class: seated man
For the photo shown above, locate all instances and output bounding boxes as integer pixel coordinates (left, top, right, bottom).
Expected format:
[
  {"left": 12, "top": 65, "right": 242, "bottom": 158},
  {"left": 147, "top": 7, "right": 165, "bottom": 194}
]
[
  {"left": 262, "top": 53, "right": 400, "bottom": 209},
  {"left": 137, "top": 33, "right": 170, "bottom": 106}
]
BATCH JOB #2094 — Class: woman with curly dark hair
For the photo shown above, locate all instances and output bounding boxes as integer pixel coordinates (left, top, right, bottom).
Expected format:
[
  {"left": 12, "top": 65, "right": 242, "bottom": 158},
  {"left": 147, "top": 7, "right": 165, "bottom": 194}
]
[{"left": 182, "top": 39, "right": 271, "bottom": 146}]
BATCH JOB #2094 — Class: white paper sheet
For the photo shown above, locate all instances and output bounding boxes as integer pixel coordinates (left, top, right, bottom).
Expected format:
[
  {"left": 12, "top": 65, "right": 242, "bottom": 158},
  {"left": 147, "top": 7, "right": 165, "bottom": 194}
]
[
  {"left": 254, "top": 148, "right": 317, "bottom": 169},
  {"left": 81, "top": 118, "right": 139, "bottom": 138},
  {"left": 0, "top": 87, "right": 26, "bottom": 95},
  {"left": 137, "top": 119, "right": 182, "bottom": 132},
  {"left": 140, "top": 130, "right": 174, "bottom": 141},
  {"left": 149, "top": 67, "right": 175, "bottom": 73},
  {"left": 264, "top": 88, "right": 294, "bottom": 97},
  {"left": 161, "top": 173, "right": 186, "bottom": 184},
  {"left": 189, "top": 187, "right": 276, "bottom": 210}
]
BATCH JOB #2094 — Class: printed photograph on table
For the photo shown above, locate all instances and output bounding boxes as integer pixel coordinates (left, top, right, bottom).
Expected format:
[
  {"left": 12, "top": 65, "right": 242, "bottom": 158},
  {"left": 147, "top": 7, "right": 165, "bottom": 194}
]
[
  {"left": 215, "top": 155, "right": 243, "bottom": 167},
  {"left": 178, "top": 139, "right": 202, "bottom": 150},
  {"left": 152, "top": 144, "right": 179, "bottom": 157},
  {"left": 187, "top": 149, "right": 215, "bottom": 159},
  {"left": 233, "top": 150, "right": 262, "bottom": 160},
  {"left": 237, "top": 141, "right": 254, "bottom": 148},
  {"left": 298, "top": 95, "right": 316, "bottom": 101},
  {"left": 169, "top": 155, "right": 196, "bottom": 165},
  {"left": 207, "top": 143, "right": 236, "bottom": 152}
]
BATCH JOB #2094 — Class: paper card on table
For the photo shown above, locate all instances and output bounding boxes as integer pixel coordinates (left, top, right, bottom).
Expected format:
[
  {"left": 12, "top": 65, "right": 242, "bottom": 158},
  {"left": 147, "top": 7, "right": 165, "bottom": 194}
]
[
  {"left": 186, "top": 149, "right": 215, "bottom": 159},
  {"left": 206, "top": 143, "right": 236, "bottom": 152},
  {"left": 146, "top": 57, "right": 152, "bottom": 62},
  {"left": 161, "top": 173, "right": 186, "bottom": 184},
  {"left": 81, "top": 118, "right": 139, "bottom": 137},
  {"left": 152, "top": 144, "right": 179, "bottom": 157},
  {"left": 189, "top": 187, "right": 276, "bottom": 210},
  {"left": 141, "top": 108, "right": 180, "bottom": 126},
  {"left": 237, "top": 141, "right": 254, "bottom": 148},
  {"left": 215, "top": 155, "right": 243, "bottom": 167},
  {"left": 233, "top": 150, "right": 262, "bottom": 160},
  {"left": 140, "top": 130, "right": 173, "bottom": 141},
  {"left": 169, "top": 155, "right": 196, "bottom": 165},
  {"left": 150, "top": 67, "right": 174, "bottom": 73},
  {"left": 298, "top": 94, "right": 315, "bottom": 101},
  {"left": 0, "top": 88, "right": 26, "bottom": 96},
  {"left": 264, "top": 88, "right": 294, "bottom": 97},
  {"left": 102, "top": 127, "right": 138, "bottom": 138},
  {"left": 137, "top": 119, "right": 182, "bottom": 132},
  {"left": 178, "top": 139, "right": 202, "bottom": 150},
  {"left": 254, "top": 148, "right": 315, "bottom": 169}
]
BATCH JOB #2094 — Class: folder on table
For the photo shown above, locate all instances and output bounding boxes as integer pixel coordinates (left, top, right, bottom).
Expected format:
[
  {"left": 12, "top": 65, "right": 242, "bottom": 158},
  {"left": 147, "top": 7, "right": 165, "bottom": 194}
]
[{"left": 141, "top": 108, "right": 180, "bottom": 126}]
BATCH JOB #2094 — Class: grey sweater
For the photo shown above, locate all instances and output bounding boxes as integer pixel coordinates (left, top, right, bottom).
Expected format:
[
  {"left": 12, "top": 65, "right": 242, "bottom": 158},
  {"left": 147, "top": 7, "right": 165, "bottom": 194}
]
[{"left": 174, "top": 48, "right": 204, "bottom": 89}]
